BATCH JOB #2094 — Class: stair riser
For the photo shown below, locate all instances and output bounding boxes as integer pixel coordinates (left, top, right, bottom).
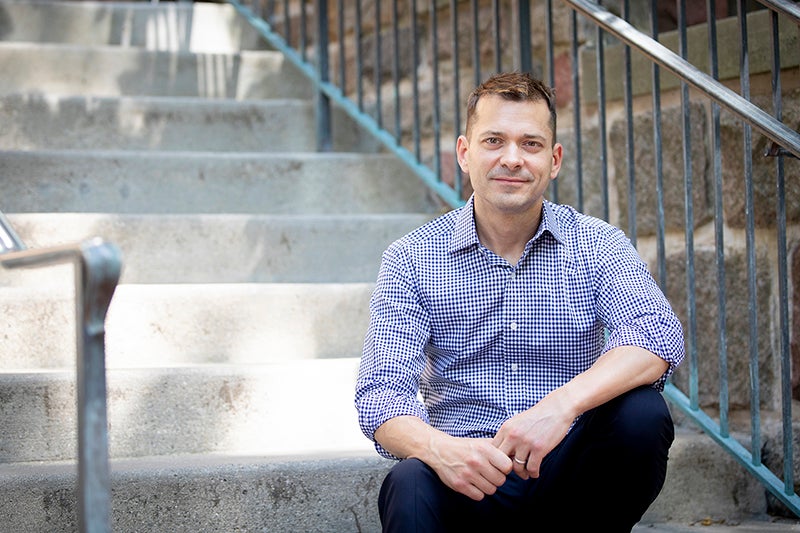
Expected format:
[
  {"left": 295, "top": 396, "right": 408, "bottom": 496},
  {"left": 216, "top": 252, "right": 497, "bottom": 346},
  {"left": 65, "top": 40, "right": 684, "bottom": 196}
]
[
  {"left": 3, "top": 213, "right": 432, "bottom": 284},
  {"left": 1, "top": 151, "right": 435, "bottom": 214},
  {"left": 0, "top": 284, "right": 374, "bottom": 369},
  {"left": 0, "top": 361, "right": 371, "bottom": 462},
  {"left": 0, "top": 43, "right": 310, "bottom": 99},
  {"left": 0, "top": 456, "right": 391, "bottom": 533},
  {"left": 0, "top": 1, "right": 268, "bottom": 52},
  {"left": 0, "top": 432, "right": 771, "bottom": 530},
  {"left": 0, "top": 94, "right": 316, "bottom": 152}
]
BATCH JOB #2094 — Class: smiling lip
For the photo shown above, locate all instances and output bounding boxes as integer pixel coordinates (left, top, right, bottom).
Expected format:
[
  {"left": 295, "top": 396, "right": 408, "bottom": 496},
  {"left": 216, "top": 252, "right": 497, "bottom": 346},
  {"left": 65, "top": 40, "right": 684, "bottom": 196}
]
[{"left": 491, "top": 176, "right": 529, "bottom": 184}]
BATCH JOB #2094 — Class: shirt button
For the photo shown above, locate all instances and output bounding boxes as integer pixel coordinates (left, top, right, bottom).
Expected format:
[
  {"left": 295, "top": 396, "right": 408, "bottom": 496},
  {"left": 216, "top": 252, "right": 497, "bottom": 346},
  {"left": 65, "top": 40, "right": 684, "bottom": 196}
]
[
  {"left": 509, "top": 321, "right": 518, "bottom": 331},
  {"left": 511, "top": 363, "right": 519, "bottom": 372}
]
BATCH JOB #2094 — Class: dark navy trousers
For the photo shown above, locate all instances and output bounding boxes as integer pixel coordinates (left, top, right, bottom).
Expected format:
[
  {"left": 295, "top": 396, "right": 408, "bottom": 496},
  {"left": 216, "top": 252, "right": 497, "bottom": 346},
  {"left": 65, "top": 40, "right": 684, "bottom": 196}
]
[{"left": 378, "top": 386, "right": 674, "bottom": 532}]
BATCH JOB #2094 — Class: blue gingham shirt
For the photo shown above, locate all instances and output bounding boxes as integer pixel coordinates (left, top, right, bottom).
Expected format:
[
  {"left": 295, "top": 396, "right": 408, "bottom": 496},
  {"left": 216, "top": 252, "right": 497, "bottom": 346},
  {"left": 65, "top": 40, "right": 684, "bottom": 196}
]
[{"left": 355, "top": 197, "right": 684, "bottom": 458}]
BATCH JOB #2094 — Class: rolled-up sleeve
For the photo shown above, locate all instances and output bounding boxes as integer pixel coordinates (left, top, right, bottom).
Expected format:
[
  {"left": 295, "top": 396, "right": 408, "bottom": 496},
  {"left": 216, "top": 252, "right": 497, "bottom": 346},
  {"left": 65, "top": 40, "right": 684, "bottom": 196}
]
[
  {"left": 355, "top": 244, "right": 431, "bottom": 458},
  {"left": 595, "top": 228, "right": 685, "bottom": 390}
]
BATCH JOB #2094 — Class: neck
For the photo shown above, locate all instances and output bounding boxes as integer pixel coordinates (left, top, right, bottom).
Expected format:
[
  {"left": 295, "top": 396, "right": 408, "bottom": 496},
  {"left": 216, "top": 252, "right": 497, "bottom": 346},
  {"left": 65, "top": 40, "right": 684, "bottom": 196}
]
[{"left": 473, "top": 201, "right": 543, "bottom": 265}]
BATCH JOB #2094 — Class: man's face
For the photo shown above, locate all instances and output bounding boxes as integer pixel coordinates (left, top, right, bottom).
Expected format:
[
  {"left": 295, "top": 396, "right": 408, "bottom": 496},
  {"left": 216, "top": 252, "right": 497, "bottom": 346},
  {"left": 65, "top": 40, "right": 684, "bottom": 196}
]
[{"left": 457, "top": 95, "right": 562, "bottom": 218}]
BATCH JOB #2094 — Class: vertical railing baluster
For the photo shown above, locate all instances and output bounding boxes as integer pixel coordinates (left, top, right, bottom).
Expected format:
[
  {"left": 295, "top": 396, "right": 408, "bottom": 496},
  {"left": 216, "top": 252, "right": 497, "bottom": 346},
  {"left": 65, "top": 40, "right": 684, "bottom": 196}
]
[
  {"left": 518, "top": 1, "right": 531, "bottom": 74},
  {"left": 355, "top": 0, "right": 364, "bottom": 111},
  {"left": 622, "top": 0, "right": 635, "bottom": 246},
  {"left": 338, "top": 0, "right": 346, "bottom": 92},
  {"left": 471, "top": 0, "right": 481, "bottom": 85},
  {"left": 738, "top": 0, "right": 762, "bottom": 467},
  {"left": 315, "top": 0, "right": 331, "bottom": 151},
  {"left": 706, "top": 0, "right": 729, "bottom": 438},
  {"left": 283, "top": 0, "right": 290, "bottom": 44},
  {"left": 411, "top": 0, "right": 421, "bottom": 161},
  {"left": 392, "top": 0, "right": 401, "bottom": 143},
  {"left": 571, "top": 9, "right": 583, "bottom": 212},
  {"left": 431, "top": 0, "right": 442, "bottom": 181},
  {"left": 546, "top": 0, "right": 558, "bottom": 203},
  {"left": 769, "top": 7, "right": 793, "bottom": 494},
  {"left": 299, "top": 0, "right": 308, "bottom": 60},
  {"left": 677, "top": 0, "right": 698, "bottom": 410},
  {"left": 374, "top": 0, "right": 382, "bottom": 129},
  {"left": 492, "top": 0, "right": 501, "bottom": 73},
  {"left": 650, "top": 0, "right": 665, "bottom": 291},
  {"left": 451, "top": 0, "right": 463, "bottom": 198},
  {"left": 596, "top": 18, "right": 609, "bottom": 221}
]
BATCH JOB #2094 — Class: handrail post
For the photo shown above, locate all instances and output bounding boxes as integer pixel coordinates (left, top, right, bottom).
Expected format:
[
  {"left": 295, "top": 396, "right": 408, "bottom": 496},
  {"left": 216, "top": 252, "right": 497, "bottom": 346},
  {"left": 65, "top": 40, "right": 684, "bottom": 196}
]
[
  {"left": 76, "top": 239, "right": 122, "bottom": 533},
  {"left": 316, "top": 0, "right": 332, "bottom": 152}
]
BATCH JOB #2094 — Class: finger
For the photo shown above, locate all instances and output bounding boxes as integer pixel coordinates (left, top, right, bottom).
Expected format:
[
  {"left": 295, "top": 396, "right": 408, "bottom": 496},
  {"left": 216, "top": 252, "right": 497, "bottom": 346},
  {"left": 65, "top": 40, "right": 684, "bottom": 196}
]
[
  {"left": 527, "top": 455, "right": 543, "bottom": 478},
  {"left": 511, "top": 453, "right": 528, "bottom": 476},
  {"left": 458, "top": 473, "right": 501, "bottom": 500},
  {"left": 487, "top": 448, "right": 514, "bottom": 475}
]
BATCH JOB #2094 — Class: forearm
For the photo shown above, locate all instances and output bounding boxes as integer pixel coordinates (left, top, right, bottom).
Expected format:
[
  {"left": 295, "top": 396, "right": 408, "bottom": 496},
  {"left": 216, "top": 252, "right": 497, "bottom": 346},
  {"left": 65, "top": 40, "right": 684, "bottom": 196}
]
[
  {"left": 374, "top": 415, "right": 451, "bottom": 465},
  {"left": 553, "top": 345, "right": 669, "bottom": 419}
]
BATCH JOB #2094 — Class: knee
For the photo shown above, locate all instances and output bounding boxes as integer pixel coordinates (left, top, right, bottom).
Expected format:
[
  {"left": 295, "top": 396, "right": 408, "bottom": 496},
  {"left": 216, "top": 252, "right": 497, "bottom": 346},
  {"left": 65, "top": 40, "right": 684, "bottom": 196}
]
[
  {"left": 597, "top": 386, "right": 674, "bottom": 454},
  {"left": 379, "top": 459, "right": 440, "bottom": 512},
  {"left": 379, "top": 459, "right": 449, "bottom": 532}
]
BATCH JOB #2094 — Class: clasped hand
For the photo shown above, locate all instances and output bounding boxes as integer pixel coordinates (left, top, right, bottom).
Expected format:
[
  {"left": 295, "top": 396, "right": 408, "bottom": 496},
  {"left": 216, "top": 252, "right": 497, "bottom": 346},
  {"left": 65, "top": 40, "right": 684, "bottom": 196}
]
[{"left": 431, "top": 400, "right": 573, "bottom": 501}]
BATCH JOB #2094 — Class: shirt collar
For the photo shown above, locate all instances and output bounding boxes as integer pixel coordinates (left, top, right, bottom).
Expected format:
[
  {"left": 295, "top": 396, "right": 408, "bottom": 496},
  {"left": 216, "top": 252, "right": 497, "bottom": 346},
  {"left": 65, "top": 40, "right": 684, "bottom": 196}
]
[
  {"left": 448, "top": 196, "right": 566, "bottom": 254},
  {"left": 533, "top": 200, "right": 565, "bottom": 245},
  {"left": 448, "top": 196, "right": 480, "bottom": 253}
]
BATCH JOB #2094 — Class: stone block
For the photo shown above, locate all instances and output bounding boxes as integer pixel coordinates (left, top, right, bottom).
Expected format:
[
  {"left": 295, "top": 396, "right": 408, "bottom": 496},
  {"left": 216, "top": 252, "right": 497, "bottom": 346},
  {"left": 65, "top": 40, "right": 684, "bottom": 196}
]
[
  {"left": 665, "top": 245, "right": 775, "bottom": 410},
  {"left": 719, "top": 89, "right": 800, "bottom": 229},
  {"left": 611, "top": 103, "right": 712, "bottom": 237},
  {"left": 643, "top": 429, "right": 766, "bottom": 524},
  {"left": 556, "top": 122, "right": 609, "bottom": 222}
]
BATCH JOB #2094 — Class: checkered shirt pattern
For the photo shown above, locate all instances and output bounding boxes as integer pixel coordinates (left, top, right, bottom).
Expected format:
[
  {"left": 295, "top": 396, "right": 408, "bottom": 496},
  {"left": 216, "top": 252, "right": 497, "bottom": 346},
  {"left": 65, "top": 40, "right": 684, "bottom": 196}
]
[{"left": 355, "top": 197, "right": 685, "bottom": 459}]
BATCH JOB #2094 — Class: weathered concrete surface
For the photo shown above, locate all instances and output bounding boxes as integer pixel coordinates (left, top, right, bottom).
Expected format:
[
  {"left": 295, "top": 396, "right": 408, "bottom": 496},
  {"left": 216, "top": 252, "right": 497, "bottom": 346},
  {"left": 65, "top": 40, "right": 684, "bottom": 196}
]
[
  {"left": 0, "top": 453, "right": 393, "bottom": 533},
  {"left": 3, "top": 213, "right": 433, "bottom": 285},
  {"left": 0, "top": 0, "right": 268, "bottom": 52},
  {"left": 1, "top": 151, "right": 436, "bottom": 215},
  {"left": 0, "top": 283, "right": 375, "bottom": 369},
  {"left": 0, "top": 41, "right": 309, "bottom": 99},
  {"left": 0, "top": 360, "right": 373, "bottom": 462}
]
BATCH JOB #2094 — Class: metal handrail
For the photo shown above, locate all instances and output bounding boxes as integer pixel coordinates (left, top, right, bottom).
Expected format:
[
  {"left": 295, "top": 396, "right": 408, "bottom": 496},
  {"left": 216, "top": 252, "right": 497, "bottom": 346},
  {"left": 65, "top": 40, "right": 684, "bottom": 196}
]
[
  {"left": 0, "top": 216, "right": 121, "bottom": 533},
  {"left": 563, "top": 0, "right": 800, "bottom": 159}
]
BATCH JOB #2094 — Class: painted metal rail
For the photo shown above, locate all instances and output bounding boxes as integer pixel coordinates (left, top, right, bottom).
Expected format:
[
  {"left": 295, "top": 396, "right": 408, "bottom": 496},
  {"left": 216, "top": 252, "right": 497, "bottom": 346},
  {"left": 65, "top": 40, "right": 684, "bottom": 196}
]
[{"left": 0, "top": 211, "right": 121, "bottom": 533}]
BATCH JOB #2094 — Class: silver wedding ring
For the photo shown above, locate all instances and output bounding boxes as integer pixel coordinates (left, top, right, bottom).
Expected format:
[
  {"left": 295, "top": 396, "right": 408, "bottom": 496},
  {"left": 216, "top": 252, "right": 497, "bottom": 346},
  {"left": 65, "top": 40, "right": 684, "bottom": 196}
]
[{"left": 513, "top": 456, "right": 527, "bottom": 465}]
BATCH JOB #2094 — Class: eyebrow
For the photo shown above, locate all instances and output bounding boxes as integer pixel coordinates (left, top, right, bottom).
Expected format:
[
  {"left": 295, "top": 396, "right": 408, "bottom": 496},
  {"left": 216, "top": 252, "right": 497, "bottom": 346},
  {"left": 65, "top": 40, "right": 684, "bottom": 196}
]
[{"left": 479, "top": 130, "right": 548, "bottom": 142}]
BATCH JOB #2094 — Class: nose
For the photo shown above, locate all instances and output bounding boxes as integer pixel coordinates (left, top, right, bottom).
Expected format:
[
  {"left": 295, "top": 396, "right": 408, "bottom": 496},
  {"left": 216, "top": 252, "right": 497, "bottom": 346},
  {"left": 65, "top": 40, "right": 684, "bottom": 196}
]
[{"left": 500, "top": 144, "right": 523, "bottom": 169}]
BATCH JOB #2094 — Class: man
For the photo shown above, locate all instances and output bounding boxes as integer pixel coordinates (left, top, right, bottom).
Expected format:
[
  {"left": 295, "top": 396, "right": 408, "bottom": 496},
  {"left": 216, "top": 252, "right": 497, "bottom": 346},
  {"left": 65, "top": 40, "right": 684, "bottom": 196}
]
[{"left": 355, "top": 72, "right": 684, "bottom": 531}]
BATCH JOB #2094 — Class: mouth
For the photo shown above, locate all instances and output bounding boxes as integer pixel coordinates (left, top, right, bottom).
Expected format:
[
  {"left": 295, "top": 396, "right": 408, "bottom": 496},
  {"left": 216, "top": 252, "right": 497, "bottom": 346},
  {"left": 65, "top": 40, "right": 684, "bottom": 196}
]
[
  {"left": 490, "top": 175, "right": 530, "bottom": 185},
  {"left": 487, "top": 169, "right": 532, "bottom": 184}
]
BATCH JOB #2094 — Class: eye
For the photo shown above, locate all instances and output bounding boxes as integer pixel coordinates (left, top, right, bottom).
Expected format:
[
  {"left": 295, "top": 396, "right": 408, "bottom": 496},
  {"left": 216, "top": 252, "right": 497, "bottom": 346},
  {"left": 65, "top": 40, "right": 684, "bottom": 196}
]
[{"left": 523, "top": 140, "right": 544, "bottom": 150}]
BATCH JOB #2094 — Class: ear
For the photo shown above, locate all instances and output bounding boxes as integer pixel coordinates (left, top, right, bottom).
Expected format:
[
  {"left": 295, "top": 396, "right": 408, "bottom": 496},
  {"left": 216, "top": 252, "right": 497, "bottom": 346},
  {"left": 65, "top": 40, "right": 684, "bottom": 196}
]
[
  {"left": 456, "top": 135, "right": 469, "bottom": 173},
  {"left": 549, "top": 142, "right": 563, "bottom": 180}
]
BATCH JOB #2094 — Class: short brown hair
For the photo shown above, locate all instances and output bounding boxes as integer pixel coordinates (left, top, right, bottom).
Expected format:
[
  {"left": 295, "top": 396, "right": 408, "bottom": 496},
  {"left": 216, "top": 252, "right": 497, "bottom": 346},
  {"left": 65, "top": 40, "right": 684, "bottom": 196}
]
[{"left": 465, "top": 72, "right": 557, "bottom": 143}]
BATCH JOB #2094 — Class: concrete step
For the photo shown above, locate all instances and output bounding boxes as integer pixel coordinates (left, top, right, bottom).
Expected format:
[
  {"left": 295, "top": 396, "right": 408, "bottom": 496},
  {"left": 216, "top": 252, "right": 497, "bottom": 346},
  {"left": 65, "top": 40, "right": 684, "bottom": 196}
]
[
  {"left": 0, "top": 41, "right": 310, "bottom": 99},
  {"left": 0, "top": 452, "right": 392, "bottom": 533},
  {"left": 0, "top": 282, "right": 374, "bottom": 369},
  {"left": 0, "top": 0, "right": 268, "bottom": 52},
  {"left": 0, "top": 359, "right": 371, "bottom": 463},
  {"left": 0, "top": 430, "right": 780, "bottom": 532},
  {"left": 0, "top": 94, "right": 380, "bottom": 153},
  {"left": 1, "top": 150, "right": 433, "bottom": 214},
  {"left": 0, "top": 94, "right": 316, "bottom": 152},
  {"left": 3, "top": 212, "right": 433, "bottom": 284}
]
